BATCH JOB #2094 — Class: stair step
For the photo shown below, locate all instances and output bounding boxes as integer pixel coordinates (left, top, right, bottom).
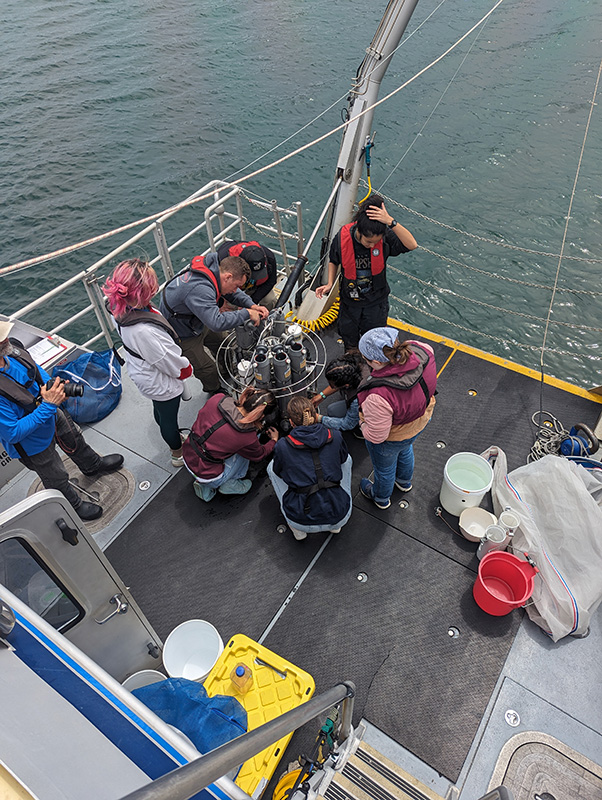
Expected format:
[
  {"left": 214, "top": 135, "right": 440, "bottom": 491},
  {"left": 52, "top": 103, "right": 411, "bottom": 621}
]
[{"left": 323, "top": 741, "right": 445, "bottom": 800}]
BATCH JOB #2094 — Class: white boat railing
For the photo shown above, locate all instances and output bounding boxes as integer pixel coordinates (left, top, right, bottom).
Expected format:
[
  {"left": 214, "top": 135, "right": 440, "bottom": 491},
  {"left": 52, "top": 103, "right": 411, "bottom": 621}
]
[{"left": 4, "top": 180, "right": 305, "bottom": 352}]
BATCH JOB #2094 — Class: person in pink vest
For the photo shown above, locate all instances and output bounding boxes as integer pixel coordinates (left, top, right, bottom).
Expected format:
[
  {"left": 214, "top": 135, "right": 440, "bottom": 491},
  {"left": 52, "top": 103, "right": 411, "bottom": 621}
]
[
  {"left": 356, "top": 327, "right": 437, "bottom": 509},
  {"left": 315, "top": 194, "right": 417, "bottom": 350}
]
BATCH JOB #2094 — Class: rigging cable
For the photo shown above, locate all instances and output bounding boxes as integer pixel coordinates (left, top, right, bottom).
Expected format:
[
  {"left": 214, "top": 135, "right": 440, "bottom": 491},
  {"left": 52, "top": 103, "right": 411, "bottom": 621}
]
[
  {"left": 387, "top": 264, "right": 602, "bottom": 332},
  {"left": 375, "top": 190, "right": 602, "bottom": 264},
  {"left": 417, "top": 245, "right": 602, "bottom": 296},
  {"left": 0, "top": 0, "right": 507, "bottom": 277},
  {"left": 536, "top": 57, "right": 602, "bottom": 441},
  {"left": 0, "top": 0, "right": 450, "bottom": 277},
  {"left": 387, "top": 292, "right": 600, "bottom": 360},
  {"left": 222, "top": 0, "right": 451, "bottom": 185},
  {"left": 379, "top": 11, "right": 490, "bottom": 191}
]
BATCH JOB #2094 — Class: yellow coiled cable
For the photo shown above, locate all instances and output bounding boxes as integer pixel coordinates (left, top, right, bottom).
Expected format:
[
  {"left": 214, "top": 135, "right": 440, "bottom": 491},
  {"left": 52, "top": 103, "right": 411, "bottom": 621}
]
[{"left": 284, "top": 299, "right": 339, "bottom": 332}]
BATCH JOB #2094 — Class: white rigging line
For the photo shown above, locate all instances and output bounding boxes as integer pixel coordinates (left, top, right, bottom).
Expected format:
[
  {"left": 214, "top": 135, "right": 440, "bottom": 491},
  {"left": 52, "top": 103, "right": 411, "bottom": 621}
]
[
  {"left": 0, "top": 0, "right": 505, "bottom": 277},
  {"left": 223, "top": 0, "right": 451, "bottom": 184},
  {"left": 381, "top": 195, "right": 602, "bottom": 263},
  {"left": 379, "top": 11, "right": 489, "bottom": 190},
  {"left": 539, "top": 58, "right": 602, "bottom": 372}
]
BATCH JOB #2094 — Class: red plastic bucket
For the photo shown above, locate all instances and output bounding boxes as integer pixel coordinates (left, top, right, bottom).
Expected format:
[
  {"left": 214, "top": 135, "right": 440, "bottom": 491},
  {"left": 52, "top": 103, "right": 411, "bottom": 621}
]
[{"left": 473, "top": 551, "right": 538, "bottom": 616}]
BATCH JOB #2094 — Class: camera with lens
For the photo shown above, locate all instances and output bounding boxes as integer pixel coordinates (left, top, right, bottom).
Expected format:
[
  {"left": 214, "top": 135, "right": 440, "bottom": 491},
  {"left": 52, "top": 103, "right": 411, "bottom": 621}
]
[{"left": 44, "top": 378, "right": 84, "bottom": 398}]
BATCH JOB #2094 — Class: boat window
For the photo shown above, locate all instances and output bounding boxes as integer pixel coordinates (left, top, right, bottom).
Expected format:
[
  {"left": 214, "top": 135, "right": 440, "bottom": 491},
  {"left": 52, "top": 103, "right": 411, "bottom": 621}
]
[{"left": 0, "top": 537, "right": 83, "bottom": 632}]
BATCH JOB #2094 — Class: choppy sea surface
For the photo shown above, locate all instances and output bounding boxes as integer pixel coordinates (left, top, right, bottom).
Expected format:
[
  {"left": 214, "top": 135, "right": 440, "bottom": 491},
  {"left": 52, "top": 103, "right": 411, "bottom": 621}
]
[{"left": 1, "top": 0, "right": 601, "bottom": 387}]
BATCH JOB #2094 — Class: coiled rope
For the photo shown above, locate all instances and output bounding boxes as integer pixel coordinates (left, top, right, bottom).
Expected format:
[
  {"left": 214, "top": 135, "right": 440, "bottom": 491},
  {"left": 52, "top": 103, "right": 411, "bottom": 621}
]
[{"left": 528, "top": 412, "right": 571, "bottom": 462}]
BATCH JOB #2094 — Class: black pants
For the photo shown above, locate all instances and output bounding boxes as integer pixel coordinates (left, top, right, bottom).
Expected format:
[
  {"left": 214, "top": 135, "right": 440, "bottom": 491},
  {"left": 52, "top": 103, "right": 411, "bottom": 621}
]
[
  {"left": 338, "top": 298, "right": 389, "bottom": 350},
  {"left": 19, "top": 409, "right": 102, "bottom": 510},
  {"left": 152, "top": 395, "right": 182, "bottom": 451}
]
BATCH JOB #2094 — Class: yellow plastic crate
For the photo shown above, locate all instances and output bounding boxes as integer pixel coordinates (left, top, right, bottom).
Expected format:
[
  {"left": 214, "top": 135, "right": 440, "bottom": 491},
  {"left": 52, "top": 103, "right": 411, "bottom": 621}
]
[{"left": 203, "top": 633, "right": 315, "bottom": 798}]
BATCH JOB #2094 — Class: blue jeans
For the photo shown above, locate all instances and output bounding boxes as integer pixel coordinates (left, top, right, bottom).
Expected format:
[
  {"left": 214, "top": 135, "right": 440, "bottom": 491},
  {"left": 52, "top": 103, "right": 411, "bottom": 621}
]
[
  {"left": 365, "top": 434, "right": 420, "bottom": 503},
  {"left": 185, "top": 452, "right": 249, "bottom": 489}
]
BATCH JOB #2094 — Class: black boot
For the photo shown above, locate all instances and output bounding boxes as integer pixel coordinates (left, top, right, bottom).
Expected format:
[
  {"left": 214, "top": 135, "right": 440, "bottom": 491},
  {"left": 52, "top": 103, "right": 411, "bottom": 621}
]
[
  {"left": 82, "top": 454, "right": 124, "bottom": 476},
  {"left": 76, "top": 501, "right": 103, "bottom": 521}
]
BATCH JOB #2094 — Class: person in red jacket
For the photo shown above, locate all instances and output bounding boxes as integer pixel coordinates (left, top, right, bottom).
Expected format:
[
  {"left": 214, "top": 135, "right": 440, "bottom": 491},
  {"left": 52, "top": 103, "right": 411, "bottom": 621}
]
[
  {"left": 216, "top": 240, "right": 278, "bottom": 309},
  {"left": 316, "top": 194, "right": 417, "bottom": 350},
  {"left": 182, "top": 387, "right": 279, "bottom": 501}
]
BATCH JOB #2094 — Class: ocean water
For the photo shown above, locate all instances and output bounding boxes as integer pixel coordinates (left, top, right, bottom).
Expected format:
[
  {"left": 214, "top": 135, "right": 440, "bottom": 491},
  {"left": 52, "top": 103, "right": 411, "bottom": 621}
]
[{"left": 1, "top": 0, "right": 601, "bottom": 386}]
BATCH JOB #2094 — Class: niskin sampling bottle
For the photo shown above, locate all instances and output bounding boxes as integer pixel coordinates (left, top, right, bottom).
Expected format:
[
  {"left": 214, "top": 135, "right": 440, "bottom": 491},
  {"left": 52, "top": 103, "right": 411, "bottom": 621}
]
[{"left": 230, "top": 663, "right": 253, "bottom": 694}]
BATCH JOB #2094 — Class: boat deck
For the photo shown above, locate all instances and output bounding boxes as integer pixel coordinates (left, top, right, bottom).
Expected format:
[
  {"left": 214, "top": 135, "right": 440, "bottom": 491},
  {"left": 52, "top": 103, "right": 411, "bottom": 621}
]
[
  {"left": 2, "top": 323, "right": 601, "bottom": 796},
  {"left": 106, "top": 325, "right": 602, "bottom": 793}
]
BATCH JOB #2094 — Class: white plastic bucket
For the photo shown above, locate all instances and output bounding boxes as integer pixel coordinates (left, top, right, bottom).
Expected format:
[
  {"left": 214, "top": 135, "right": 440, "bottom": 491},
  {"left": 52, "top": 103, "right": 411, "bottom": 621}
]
[
  {"left": 163, "top": 620, "right": 224, "bottom": 682},
  {"left": 122, "top": 669, "right": 166, "bottom": 691},
  {"left": 439, "top": 452, "right": 493, "bottom": 516}
]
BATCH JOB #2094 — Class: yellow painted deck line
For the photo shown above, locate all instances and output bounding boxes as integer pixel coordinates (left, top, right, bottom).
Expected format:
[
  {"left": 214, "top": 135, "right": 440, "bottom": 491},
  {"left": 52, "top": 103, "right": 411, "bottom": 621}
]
[
  {"left": 436, "top": 347, "right": 457, "bottom": 378},
  {"left": 387, "top": 317, "right": 602, "bottom": 405}
]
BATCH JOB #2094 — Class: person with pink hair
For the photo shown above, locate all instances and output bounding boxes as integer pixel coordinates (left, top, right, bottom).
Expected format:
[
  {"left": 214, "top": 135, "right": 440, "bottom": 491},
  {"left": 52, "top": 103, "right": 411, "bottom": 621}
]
[{"left": 103, "top": 259, "right": 192, "bottom": 467}]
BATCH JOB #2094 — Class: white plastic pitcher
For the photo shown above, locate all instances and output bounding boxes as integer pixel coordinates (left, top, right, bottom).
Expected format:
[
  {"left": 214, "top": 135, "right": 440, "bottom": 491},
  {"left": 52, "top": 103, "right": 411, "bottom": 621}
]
[
  {"left": 439, "top": 452, "right": 493, "bottom": 516},
  {"left": 476, "top": 524, "right": 510, "bottom": 560},
  {"left": 163, "top": 620, "right": 224, "bottom": 682}
]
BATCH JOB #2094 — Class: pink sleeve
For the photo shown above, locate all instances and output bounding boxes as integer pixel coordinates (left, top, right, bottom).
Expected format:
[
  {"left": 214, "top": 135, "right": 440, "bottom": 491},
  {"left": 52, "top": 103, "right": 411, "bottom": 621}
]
[{"left": 360, "top": 394, "right": 394, "bottom": 444}]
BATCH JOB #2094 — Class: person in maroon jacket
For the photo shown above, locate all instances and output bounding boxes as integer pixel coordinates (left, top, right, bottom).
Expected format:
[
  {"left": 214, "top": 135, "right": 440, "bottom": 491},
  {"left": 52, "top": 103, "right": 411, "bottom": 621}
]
[
  {"left": 356, "top": 327, "right": 437, "bottom": 510},
  {"left": 182, "top": 387, "right": 279, "bottom": 501}
]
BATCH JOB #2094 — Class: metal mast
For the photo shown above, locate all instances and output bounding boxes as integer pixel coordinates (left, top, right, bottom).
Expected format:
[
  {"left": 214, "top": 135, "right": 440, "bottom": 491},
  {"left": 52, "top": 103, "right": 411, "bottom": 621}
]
[{"left": 328, "top": 0, "right": 420, "bottom": 238}]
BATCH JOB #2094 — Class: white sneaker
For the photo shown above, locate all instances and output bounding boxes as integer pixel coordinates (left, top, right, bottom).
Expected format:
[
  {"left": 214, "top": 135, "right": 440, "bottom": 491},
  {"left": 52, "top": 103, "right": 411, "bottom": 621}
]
[{"left": 289, "top": 526, "right": 308, "bottom": 540}]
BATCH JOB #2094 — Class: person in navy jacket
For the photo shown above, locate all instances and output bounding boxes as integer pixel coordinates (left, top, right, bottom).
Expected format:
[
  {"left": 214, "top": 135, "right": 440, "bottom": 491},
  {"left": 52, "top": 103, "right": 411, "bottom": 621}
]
[{"left": 268, "top": 396, "right": 353, "bottom": 540}]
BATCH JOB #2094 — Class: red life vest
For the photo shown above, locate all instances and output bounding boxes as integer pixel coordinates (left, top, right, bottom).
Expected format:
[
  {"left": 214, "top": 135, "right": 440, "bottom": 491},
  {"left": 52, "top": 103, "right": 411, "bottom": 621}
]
[
  {"left": 190, "top": 255, "right": 221, "bottom": 301},
  {"left": 221, "top": 241, "right": 269, "bottom": 287},
  {"left": 228, "top": 241, "right": 261, "bottom": 258},
  {"left": 340, "top": 223, "right": 385, "bottom": 280}
]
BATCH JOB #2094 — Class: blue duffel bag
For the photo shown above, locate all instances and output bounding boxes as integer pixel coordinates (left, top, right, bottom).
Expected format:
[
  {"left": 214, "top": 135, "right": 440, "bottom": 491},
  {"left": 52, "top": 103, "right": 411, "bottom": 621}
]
[
  {"left": 133, "top": 678, "right": 247, "bottom": 755},
  {"left": 51, "top": 349, "right": 122, "bottom": 424}
]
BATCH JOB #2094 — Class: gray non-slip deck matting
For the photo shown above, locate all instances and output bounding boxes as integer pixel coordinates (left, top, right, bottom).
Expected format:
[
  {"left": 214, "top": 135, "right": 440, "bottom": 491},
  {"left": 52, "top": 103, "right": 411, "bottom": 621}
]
[{"left": 106, "top": 333, "right": 601, "bottom": 783}]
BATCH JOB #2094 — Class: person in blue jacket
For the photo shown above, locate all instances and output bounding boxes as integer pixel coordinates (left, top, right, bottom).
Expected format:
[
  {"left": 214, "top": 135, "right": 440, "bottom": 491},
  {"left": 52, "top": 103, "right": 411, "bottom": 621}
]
[
  {"left": 311, "top": 351, "right": 368, "bottom": 434},
  {"left": 0, "top": 321, "right": 123, "bottom": 521},
  {"left": 267, "top": 396, "right": 353, "bottom": 540}
]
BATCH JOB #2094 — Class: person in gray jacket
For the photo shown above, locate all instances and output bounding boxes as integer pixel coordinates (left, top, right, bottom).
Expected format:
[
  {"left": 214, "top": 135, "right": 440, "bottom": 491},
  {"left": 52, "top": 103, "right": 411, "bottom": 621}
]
[{"left": 160, "top": 253, "right": 269, "bottom": 394}]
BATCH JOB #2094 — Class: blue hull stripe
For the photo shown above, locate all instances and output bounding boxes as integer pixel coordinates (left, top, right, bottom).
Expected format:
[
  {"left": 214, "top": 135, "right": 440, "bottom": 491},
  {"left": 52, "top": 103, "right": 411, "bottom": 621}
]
[{"left": 8, "top": 612, "right": 225, "bottom": 800}]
